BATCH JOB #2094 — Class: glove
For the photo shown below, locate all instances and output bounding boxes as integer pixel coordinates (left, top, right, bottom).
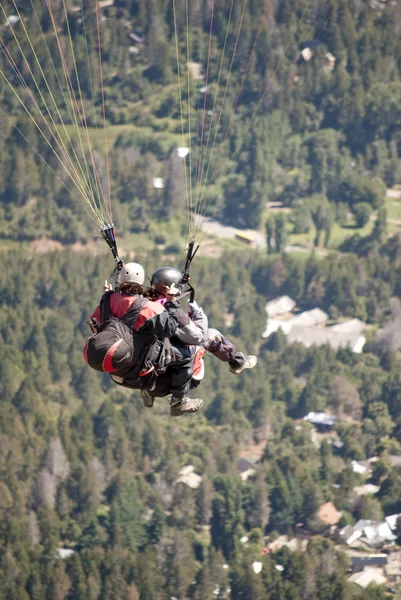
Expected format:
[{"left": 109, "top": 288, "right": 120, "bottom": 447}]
[
  {"left": 187, "top": 300, "right": 200, "bottom": 317},
  {"left": 164, "top": 300, "right": 180, "bottom": 310}
]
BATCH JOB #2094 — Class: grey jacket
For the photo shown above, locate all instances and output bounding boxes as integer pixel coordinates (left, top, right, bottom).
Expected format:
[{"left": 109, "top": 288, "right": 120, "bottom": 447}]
[{"left": 175, "top": 301, "right": 208, "bottom": 345}]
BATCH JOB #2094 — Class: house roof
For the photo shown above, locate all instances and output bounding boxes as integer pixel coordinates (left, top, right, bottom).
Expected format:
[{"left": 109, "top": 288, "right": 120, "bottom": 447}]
[
  {"left": 348, "top": 568, "right": 387, "bottom": 588},
  {"left": 331, "top": 319, "right": 366, "bottom": 335},
  {"left": 353, "top": 520, "right": 397, "bottom": 546},
  {"left": 294, "top": 308, "right": 328, "bottom": 327},
  {"left": 58, "top": 548, "right": 75, "bottom": 559},
  {"left": 350, "top": 554, "right": 388, "bottom": 568},
  {"left": 237, "top": 458, "right": 256, "bottom": 473},
  {"left": 317, "top": 501, "right": 341, "bottom": 526},
  {"left": 152, "top": 177, "right": 164, "bottom": 189},
  {"left": 175, "top": 465, "right": 202, "bottom": 489},
  {"left": 385, "top": 514, "right": 401, "bottom": 531},
  {"left": 353, "top": 484, "right": 380, "bottom": 496},
  {"left": 287, "top": 326, "right": 366, "bottom": 352},
  {"left": 340, "top": 525, "right": 362, "bottom": 545},
  {"left": 265, "top": 296, "right": 296, "bottom": 318},
  {"left": 304, "top": 412, "right": 336, "bottom": 427},
  {"left": 352, "top": 461, "right": 367, "bottom": 474}
]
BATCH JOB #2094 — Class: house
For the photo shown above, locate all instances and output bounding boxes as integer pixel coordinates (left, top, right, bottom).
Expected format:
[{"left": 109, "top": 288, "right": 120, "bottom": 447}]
[
  {"left": 325, "top": 52, "right": 336, "bottom": 71},
  {"left": 268, "top": 535, "right": 308, "bottom": 552},
  {"left": 4, "top": 15, "right": 19, "bottom": 27},
  {"left": 349, "top": 554, "right": 388, "bottom": 572},
  {"left": 385, "top": 552, "right": 401, "bottom": 583},
  {"left": 152, "top": 177, "right": 164, "bottom": 189},
  {"left": 263, "top": 298, "right": 366, "bottom": 353},
  {"left": 187, "top": 62, "right": 204, "bottom": 80},
  {"left": 385, "top": 514, "right": 401, "bottom": 532},
  {"left": 354, "top": 520, "right": 397, "bottom": 547},
  {"left": 339, "top": 525, "right": 363, "bottom": 546},
  {"left": 263, "top": 307, "right": 327, "bottom": 339},
  {"left": 58, "top": 548, "right": 75, "bottom": 559},
  {"left": 348, "top": 568, "right": 387, "bottom": 588},
  {"left": 301, "top": 47, "right": 313, "bottom": 61},
  {"left": 331, "top": 319, "right": 366, "bottom": 335},
  {"left": 317, "top": 501, "right": 341, "bottom": 526},
  {"left": 127, "top": 31, "right": 144, "bottom": 44},
  {"left": 237, "top": 458, "right": 256, "bottom": 481},
  {"left": 295, "top": 308, "right": 328, "bottom": 327},
  {"left": 177, "top": 147, "right": 189, "bottom": 158},
  {"left": 253, "top": 562, "right": 263, "bottom": 574},
  {"left": 304, "top": 412, "right": 336, "bottom": 432},
  {"left": 265, "top": 296, "right": 296, "bottom": 318},
  {"left": 174, "top": 465, "right": 202, "bottom": 490},
  {"left": 287, "top": 326, "right": 366, "bottom": 353},
  {"left": 235, "top": 231, "right": 256, "bottom": 246},
  {"left": 351, "top": 461, "right": 367, "bottom": 475},
  {"left": 353, "top": 484, "right": 380, "bottom": 497}
]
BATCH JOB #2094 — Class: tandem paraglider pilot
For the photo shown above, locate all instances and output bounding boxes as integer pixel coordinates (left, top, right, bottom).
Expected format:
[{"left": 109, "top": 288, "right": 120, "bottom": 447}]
[{"left": 83, "top": 263, "right": 203, "bottom": 417}]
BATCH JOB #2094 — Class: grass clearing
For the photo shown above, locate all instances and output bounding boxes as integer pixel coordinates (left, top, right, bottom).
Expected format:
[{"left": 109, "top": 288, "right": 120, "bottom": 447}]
[
  {"left": 58, "top": 123, "right": 182, "bottom": 153},
  {"left": 385, "top": 195, "right": 401, "bottom": 222}
]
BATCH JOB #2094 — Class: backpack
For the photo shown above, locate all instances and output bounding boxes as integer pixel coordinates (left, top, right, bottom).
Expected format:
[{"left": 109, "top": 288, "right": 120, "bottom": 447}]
[{"left": 83, "top": 292, "right": 147, "bottom": 373}]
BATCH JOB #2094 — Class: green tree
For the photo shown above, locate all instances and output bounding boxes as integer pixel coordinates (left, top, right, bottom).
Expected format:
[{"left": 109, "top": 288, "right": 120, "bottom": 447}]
[{"left": 353, "top": 202, "right": 372, "bottom": 228}]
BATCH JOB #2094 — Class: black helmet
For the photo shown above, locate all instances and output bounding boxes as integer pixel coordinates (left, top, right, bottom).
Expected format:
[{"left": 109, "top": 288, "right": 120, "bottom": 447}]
[{"left": 151, "top": 266, "right": 182, "bottom": 294}]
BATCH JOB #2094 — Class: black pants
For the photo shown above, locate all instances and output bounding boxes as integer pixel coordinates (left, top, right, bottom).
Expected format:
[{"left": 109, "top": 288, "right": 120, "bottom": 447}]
[{"left": 150, "top": 343, "right": 193, "bottom": 400}]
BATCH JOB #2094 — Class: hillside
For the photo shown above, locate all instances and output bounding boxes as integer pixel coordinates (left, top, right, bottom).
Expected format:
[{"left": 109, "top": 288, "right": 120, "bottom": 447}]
[{"left": 2, "top": 1, "right": 401, "bottom": 599}]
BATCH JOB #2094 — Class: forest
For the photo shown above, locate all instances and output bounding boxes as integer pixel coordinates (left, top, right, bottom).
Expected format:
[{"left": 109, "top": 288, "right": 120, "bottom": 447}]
[{"left": 2, "top": 0, "right": 401, "bottom": 599}]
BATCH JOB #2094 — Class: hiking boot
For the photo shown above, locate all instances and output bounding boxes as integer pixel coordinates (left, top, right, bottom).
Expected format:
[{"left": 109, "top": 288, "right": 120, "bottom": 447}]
[
  {"left": 140, "top": 389, "right": 155, "bottom": 408},
  {"left": 229, "top": 355, "right": 257, "bottom": 374},
  {"left": 170, "top": 396, "right": 203, "bottom": 417}
]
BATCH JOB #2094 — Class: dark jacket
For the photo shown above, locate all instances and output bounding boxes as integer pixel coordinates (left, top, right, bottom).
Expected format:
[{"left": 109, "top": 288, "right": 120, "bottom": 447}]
[
  {"left": 89, "top": 292, "right": 180, "bottom": 387},
  {"left": 90, "top": 292, "right": 179, "bottom": 339}
]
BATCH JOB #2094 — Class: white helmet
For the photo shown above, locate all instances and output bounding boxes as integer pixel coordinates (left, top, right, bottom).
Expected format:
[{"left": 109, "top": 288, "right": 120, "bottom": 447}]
[{"left": 118, "top": 262, "right": 145, "bottom": 286}]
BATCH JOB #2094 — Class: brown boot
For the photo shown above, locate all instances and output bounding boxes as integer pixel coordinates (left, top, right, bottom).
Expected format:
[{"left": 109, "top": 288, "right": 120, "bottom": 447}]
[
  {"left": 140, "top": 389, "right": 155, "bottom": 408},
  {"left": 229, "top": 355, "right": 257, "bottom": 374},
  {"left": 169, "top": 396, "right": 203, "bottom": 417}
]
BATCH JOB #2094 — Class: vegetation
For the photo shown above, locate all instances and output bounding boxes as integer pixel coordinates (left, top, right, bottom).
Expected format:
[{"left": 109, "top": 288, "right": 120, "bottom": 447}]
[{"left": 2, "top": 0, "right": 401, "bottom": 598}]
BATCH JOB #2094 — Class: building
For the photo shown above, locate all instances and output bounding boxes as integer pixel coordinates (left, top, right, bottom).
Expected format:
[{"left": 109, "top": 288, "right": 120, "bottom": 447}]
[
  {"left": 304, "top": 412, "right": 336, "bottom": 432},
  {"left": 317, "top": 501, "right": 341, "bottom": 526},
  {"left": 237, "top": 458, "right": 256, "bottom": 482},
  {"left": 348, "top": 568, "right": 387, "bottom": 588},
  {"left": 174, "top": 465, "right": 202, "bottom": 489},
  {"left": 350, "top": 554, "right": 388, "bottom": 573},
  {"left": 152, "top": 177, "right": 164, "bottom": 189},
  {"left": 339, "top": 525, "right": 363, "bottom": 546},
  {"left": 353, "top": 484, "right": 380, "bottom": 497},
  {"left": 235, "top": 231, "right": 257, "bottom": 246},
  {"left": 265, "top": 295, "right": 296, "bottom": 318}
]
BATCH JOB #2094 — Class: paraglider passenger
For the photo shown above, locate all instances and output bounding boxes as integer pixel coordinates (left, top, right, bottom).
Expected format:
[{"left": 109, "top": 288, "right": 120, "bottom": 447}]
[{"left": 150, "top": 266, "right": 257, "bottom": 372}]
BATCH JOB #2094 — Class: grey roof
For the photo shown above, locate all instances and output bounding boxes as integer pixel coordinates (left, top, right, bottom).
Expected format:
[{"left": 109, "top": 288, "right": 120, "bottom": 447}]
[
  {"left": 351, "top": 555, "right": 388, "bottom": 568},
  {"left": 265, "top": 296, "right": 296, "bottom": 318},
  {"left": 348, "top": 568, "right": 387, "bottom": 588},
  {"left": 294, "top": 308, "right": 328, "bottom": 327},
  {"left": 331, "top": 319, "right": 366, "bottom": 335},
  {"left": 353, "top": 484, "right": 380, "bottom": 496},
  {"left": 304, "top": 412, "right": 336, "bottom": 426},
  {"left": 287, "top": 325, "right": 365, "bottom": 352},
  {"left": 389, "top": 455, "right": 401, "bottom": 467}
]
